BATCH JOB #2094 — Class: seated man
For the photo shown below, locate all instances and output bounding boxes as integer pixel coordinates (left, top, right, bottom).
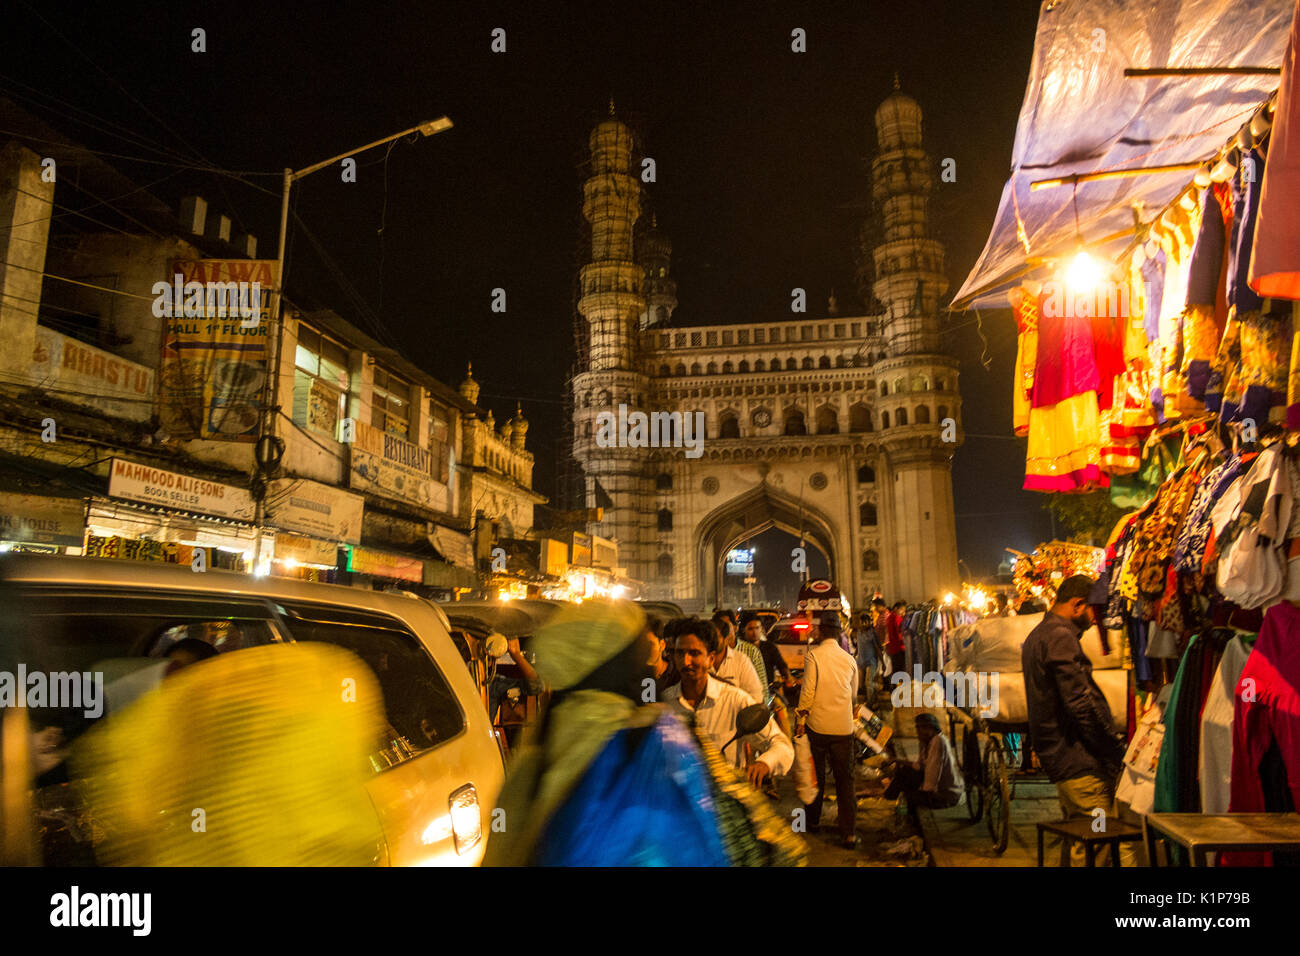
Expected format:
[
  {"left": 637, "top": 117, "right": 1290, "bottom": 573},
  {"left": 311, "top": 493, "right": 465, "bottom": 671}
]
[{"left": 882, "top": 713, "right": 964, "bottom": 812}]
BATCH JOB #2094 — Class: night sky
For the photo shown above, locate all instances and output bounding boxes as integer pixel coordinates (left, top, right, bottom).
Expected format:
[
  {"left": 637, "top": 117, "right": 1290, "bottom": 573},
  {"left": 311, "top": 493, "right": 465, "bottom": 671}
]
[{"left": 4, "top": 0, "right": 1054, "bottom": 578}]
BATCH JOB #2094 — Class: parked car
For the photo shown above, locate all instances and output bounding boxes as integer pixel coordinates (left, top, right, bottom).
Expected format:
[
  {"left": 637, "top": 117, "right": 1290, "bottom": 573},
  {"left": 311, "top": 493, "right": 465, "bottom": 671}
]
[
  {"left": 0, "top": 554, "right": 504, "bottom": 866},
  {"left": 767, "top": 615, "right": 815, "bottom": 696}
]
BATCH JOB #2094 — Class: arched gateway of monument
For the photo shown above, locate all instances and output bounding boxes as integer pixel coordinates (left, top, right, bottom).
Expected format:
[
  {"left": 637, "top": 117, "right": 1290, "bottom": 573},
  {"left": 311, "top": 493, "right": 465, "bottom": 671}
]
[{"left": 694, "top": 481, "right": 838, "bottom": 610}]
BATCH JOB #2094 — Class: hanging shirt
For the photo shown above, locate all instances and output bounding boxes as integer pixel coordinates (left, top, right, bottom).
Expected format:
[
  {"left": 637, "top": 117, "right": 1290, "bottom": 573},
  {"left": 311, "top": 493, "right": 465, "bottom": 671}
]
[
  {"left": 1227, "top": 601, "right": 1300, "bottom": 864},
  {"left": 1249, "top": 10, "right": 1300, "bottom": 299},
  {"left": 1199, "top": 635, "right": 1254, "bottom": 814}
]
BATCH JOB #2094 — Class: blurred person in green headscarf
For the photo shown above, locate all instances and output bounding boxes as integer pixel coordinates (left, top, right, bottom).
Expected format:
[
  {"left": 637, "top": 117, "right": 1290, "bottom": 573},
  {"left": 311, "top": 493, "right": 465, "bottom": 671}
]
[{"left": 485, "top": 601, "right": 806, "bottom": 866}]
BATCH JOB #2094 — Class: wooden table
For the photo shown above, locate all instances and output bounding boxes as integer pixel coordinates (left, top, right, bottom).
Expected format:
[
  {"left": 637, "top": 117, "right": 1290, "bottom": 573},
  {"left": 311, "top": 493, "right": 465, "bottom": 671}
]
[
  {"left": 1144, "top": 813, "right": 1300, "bottom": 866},
  {"left": 1036, "top": 817, "right": 1143, "bottom": 867}
]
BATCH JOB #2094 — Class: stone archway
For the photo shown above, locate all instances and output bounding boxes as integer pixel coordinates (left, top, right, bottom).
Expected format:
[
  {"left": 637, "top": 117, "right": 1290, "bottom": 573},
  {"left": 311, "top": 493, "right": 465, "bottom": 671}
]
[{"left": 694, "top": 483, "right": 839, "bottom": 609}]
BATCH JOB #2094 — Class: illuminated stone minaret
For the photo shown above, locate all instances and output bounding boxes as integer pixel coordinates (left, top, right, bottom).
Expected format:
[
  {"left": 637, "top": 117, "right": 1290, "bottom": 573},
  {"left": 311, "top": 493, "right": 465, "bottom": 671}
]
[
  {"left": 571, "top": 101, "right": 651, "bottom": 580},
  {"left": 870, "top": 79, "right": 962, "bottom": 600},
  {"left": 637, "top": 215, "right": 677, "bottom": 330}
]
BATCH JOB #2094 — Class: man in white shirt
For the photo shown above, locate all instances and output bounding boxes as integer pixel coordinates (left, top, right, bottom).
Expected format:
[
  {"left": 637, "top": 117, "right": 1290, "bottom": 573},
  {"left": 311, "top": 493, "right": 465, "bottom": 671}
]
[
  {"left": 797, "top": 616, "right": 860, "bottom": 847},
  {"left": 710, "top": 626, "right": 764, "bottom": 703},
  {"left": 664, "top": 618, "right": 793, "bottom": 789}
]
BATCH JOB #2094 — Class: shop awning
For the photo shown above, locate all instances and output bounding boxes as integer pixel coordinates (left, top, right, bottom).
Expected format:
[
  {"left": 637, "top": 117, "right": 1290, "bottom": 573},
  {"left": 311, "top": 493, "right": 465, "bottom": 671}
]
[
  {"left": 428, "top": 525, "right": 475, "bottom": 568},
  {"left": 951, "top": 0, "right": 1293, "bottom": 311}
]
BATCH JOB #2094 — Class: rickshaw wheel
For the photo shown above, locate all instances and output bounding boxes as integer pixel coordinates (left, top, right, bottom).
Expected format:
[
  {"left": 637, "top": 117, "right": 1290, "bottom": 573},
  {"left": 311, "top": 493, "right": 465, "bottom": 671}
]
[
  {"left": 963, "top": 730, "right": 983, "bottom": 822},
  {"left": 984, "top": 740, "right": 1011, "bottom": 854}
]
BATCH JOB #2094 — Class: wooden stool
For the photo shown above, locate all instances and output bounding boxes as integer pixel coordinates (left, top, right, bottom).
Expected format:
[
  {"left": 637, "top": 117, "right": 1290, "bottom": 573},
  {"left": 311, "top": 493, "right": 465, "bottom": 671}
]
[{"left": 1037, "top": 818, "right": 1143, "bottom": 867}]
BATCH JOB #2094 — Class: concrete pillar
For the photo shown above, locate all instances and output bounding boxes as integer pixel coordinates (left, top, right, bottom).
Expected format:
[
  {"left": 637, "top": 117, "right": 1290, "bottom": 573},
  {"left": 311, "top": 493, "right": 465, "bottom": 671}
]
[{"left": 0, "top": 143, "right": 52, "bottom": 378}]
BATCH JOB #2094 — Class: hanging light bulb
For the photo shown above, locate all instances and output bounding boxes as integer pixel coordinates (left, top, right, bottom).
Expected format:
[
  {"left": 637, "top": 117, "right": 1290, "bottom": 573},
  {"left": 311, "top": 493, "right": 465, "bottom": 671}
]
[{"left": 1066, "top": 246, "right": 1102, "bottom": 295}]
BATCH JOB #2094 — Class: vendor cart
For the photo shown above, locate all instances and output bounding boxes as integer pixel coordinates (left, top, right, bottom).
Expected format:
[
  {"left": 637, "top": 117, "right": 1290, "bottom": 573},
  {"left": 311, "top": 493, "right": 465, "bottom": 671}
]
[{"left": 941, "top": 612, "right": 1127, "bottom": 855}]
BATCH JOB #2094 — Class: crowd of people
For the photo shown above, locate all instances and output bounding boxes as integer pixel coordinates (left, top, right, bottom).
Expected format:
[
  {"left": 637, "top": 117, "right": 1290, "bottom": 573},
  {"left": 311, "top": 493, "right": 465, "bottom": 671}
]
[{"left": 486, "top": 595, "right": 975, "bottom": 865}]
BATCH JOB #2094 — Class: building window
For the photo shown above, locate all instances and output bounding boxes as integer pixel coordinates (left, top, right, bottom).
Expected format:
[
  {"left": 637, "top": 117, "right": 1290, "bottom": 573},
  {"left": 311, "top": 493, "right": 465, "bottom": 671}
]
[
  {"left": 738, "top": 360, "right": 750, "bottom": 373},
  {"left": 859, "top": 503, "right": 878, "bottom": 526},
  {"left": 818, "top": 355, "right": 831, "bottom": 369},
  {"left": 801, "top": 326, "right": 812, "bottom": 340},
  {"left": 754, "top": 359, "right": 765, "bottom": 372},
  {"left": 658, "top": 554, "right": 674, "bottom": 579},
  {"left": 722, "top": 360, "right": 733, "bottom": 374},
  {"left": 719, "top": 412, "right": 740, "bottom": 439},
  {"left": 815, "top": 405, "right": 838, "bottom": 434},
  {"left": 690, "top": 363, "right": 701, "bottom": 376},
  {"left": 656, "top": 473, "right": 673, "bottom": 491},
  {"left": 658, "top": 508, "right": 673, "bottom": 532},
  {"left": 754, "top": 329, "right": 765, "bottom": 344},
  {"left": 862, "top": 549, "right": 879, "bottom": 572},
  {"left": 880, "top": 382, "right": 888, "bottom": 396},
  {"left": 938, "top": 404, "right": 949, "bottom": 421},
  {"left": 800, "top": 356, "right": 813, "bottom": 370},
  {"left": 675, "top": 363, "right": 686, "bottom": 376},
  {"left": 706, "top": 331, "right": 717, "bottom": 346},
  {"left": 707, "top": 361, "right": 718, "bottom": 374},
  {"left": 937, "top": 378, "right": 947, "bottom": 391},
  {"left": 836, "top": 355, "right": 848, "bottom": 368},
  {"left": 583, "top": 422, "right": 592, "bottom": 438},
  {"left": 850, "top": 322, "right": 860, "bottom": 336},
  {"left": 785, "top": 357, "right": 797, "bottom": 371},
  {"left": 675, "top": 333, "right": 687, "bottom": 348},
  {"left": 834, "top": 324, "right": 845, "bottom": 337},
  {"left": 783, "top": 408, "right": 806, "bottom": 436},
  {"left": 738, "top": 329, "right": 749, "bottom": 345},
  {"left": 691, "top": 332, "right": 702, "bottom": 346},
  {"left": 896, "top": 408, "right": 909, "bottom": 426},
  {"left": 428, "top": 409, "right": 451, "bottom": 482},
  {"left": 293, "top": 323, "right": 349, "bottom": 439},
  {"left": 849, "top": 403, "right": 872, "bottom": 433},
  {"left": 857, "top": 464, "right": 876, "bottom": 483},
  {"left": 659, "top": 364, "right": 670, "bottom": 376},
  {"left": 881, "top": 411, "right": 890, "bottom": 428},
  {"left": 722, "top": 330, "right": 734, "bottom": 346},
  {"left": 915, "top": 405, "right": 931, "bottom": 424},
  {"left": 371, "top": 367, "right": 411, "bottom": 439}
]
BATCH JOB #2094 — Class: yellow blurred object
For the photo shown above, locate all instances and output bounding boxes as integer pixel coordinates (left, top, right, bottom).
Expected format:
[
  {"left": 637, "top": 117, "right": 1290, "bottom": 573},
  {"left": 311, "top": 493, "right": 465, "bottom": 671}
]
[{"left": 71, "top": 643, "right": 386, "bottom": 866}]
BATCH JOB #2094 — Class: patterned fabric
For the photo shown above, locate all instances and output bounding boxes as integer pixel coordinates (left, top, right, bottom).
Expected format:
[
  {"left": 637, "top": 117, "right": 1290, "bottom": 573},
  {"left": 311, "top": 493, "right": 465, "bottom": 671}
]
[
  {"left": 1010, "top": 286, "right": 1038, "bottom": 437},
  {"left": 690, "top": 722, "right": 807, "bottom": 867},
  {"left": 1173, "top": 456, "right": 1239, "bottom": 573}
]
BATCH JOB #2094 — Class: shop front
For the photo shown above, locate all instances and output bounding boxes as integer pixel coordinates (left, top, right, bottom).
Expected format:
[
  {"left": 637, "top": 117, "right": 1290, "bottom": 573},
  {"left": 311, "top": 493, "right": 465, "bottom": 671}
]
[
  {"left": 954, "top": 0, "right": 1300, "bottom": 864},
  {"left": 342, "top": 543, "right": 424, "bottom": 590},
  {"left": 87, "top": 458, "right": 259, "bottom": 571},
  {"left": 263, "top": 478, "right": 364, "bottom": 583},
  {"left": 0, "top": 492, "right": 87, "bottom": 555}
]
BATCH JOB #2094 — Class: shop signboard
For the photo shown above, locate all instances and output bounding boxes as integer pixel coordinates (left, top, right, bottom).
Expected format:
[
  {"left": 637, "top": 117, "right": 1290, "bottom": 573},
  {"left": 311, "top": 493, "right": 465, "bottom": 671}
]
[
  {"left": 540, "top": 537, "right": 568, "bottom": 576},
  {"left": 274, "top": 532, "right": 338, "bottom": 568},
  {"left": 107, "top": 458, "right": 255, "bottom": 522},
  {"left": 33, "top": 328, "right": 154, "bottom": 402},
  {"left": 158, "top": 258, "right": 278, "bottom": 442},
  {"left": 344, "top": 545, "right": 423, "bottom": 583},
  {"left": 349, "top": 421, "right": 447, "bottom": 511},
  {"left": 266, "top": 478, "right": 364, "bottom": 544},
  {"left": 725, "top": 548, "right": 754, "bottom": 576},
  {"left": 0, "top": 493, "right": 85, "bottom": 547}
]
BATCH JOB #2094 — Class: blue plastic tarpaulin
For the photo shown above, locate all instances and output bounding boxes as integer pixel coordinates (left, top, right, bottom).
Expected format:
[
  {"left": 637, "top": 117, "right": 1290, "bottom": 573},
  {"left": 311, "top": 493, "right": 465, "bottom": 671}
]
[{"left": 951, "top": 0, "right": 1294, "bottom": 311}]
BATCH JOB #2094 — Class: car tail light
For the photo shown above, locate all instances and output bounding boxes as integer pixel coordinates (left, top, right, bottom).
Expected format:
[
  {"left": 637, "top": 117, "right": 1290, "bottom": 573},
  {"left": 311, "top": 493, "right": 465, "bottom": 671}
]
[{"left": 449, "top": 784, "right": 482, "bottom": 855}]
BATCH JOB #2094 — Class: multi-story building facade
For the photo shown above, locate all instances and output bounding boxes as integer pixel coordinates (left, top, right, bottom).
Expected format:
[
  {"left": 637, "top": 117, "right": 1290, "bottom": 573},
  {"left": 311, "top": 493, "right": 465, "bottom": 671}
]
[
  {"left": 0, "top": 104, "right": 540, "bottom": 593},
  {"left": 571, "top": 88, "right": 962, "bottom": 610}
]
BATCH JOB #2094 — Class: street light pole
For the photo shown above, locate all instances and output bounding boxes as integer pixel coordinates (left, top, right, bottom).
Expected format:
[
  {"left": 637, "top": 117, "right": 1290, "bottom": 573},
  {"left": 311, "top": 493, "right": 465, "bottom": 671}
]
[{"left": 249, "top": 116, "right": 454, "bottom": 574}]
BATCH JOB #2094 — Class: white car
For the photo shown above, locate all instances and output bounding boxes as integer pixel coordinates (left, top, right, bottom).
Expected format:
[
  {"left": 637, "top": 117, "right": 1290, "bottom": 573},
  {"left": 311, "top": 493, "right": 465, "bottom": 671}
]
[{"left": 0, "top": 554, "right": 504, "bottom": 866}]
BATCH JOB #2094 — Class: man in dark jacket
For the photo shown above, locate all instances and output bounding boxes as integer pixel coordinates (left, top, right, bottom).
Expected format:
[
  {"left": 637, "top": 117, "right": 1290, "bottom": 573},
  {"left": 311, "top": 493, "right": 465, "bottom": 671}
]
[{"left": 1022, "top": 574, "right": 1130, "bottom": 865}]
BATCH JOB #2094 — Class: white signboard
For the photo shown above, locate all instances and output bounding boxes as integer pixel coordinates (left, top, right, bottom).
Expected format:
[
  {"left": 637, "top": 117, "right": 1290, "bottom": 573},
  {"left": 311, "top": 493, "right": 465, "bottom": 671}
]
[
  {"left": 107, "top": 458, "right": 254, "bottom": 522},
  {"left": 266, "top": 478, "right": 364, "bottom": 544}
]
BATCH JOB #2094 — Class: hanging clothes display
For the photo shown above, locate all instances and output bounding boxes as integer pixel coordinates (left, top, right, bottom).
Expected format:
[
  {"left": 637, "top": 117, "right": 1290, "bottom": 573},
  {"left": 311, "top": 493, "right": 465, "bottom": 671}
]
[{"left": 1199, "top": 633, "right": 1254, "bottom": 814}]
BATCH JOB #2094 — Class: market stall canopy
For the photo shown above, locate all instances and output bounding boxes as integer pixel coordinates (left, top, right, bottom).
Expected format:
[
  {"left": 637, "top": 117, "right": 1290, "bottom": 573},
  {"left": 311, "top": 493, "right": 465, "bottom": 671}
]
[{"left": 951, "top": 0, "right": 1293, "bottom": 311}]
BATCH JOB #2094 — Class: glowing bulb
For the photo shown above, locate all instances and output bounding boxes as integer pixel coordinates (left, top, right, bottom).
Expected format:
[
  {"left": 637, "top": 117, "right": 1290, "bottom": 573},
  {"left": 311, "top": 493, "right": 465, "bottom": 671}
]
[{"left": 1066, "top": 248, "right": 1101, "bottom": 293}]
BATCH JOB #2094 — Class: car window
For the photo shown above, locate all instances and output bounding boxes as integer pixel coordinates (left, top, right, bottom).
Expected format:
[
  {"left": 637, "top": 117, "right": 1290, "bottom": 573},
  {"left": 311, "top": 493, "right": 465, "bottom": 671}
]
[
  {"left": 274, "top": 601, "right": 466, "bottom": 772},
  {"left": 9, "top": 588, "right": 281, "bottom": 866}
]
